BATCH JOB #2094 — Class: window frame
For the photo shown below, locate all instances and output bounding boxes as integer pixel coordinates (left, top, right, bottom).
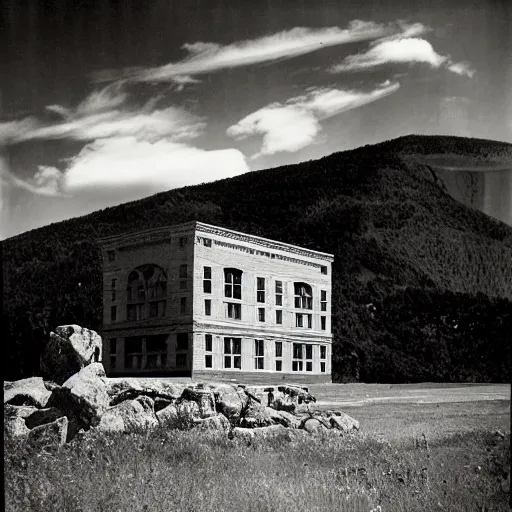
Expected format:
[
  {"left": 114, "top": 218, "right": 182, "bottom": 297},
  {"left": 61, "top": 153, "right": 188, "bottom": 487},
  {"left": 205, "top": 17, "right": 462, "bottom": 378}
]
[
  {"left": 224, "top": 268, "right": 242, "bottom": 300},
  {"left": 224, "top": 337, "right": 242, "bottom": 369},
  {"left": 256, "top": 277, "right": 265, "bottom": 303},
  {"left": 254, "top": 339, "right": 264, "bottom": 370}
]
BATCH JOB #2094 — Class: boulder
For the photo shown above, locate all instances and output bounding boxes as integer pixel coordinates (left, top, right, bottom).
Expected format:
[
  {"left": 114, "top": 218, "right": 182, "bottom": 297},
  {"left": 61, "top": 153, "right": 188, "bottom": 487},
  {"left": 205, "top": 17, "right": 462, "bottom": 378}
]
[
  {"left": 329, "top": 412, "right": 360, "bottom": 432},
  {"left": 180, "top": 387, "right": 216, "bottom": 418},
  {"left": 47, "top": 363, "right": 109, "bottom": 441},
  {"left": 214, "top": 387, "right": 248, "bottom": 421},
  {"left": 27, "top": 417, "right": 68, "bottom": 450},
  {"left": 176, "top": 400, "right": 201, "bottom": 419},
  {"left": 4, "top": 405, "right": 37, "bottom": 440},
  {"left": 107, "top": 379, "right": 185, "bottom": 406},
  {"left": 301, "top": 417, "right": 327, "bottom": 434},
  {"left": 271, "top": 393, "right": 297, "bottom": 414},
  {"left": 240, "top": 404, "right": 278, "bottom": 428},
  {"left": 193, "top": 414, "right": 230, "bottom": 431},
  {"left": 154, "top": 397, "right": 173, "bottom": 412},
  {"left": 97, "top": 399, "right": 158, "bottom": 434},
  {"left": 25, "top": 407, "right": 65, "bottom": 429},
  {"left": 232, "top": 425, "right": 287, "bottom": 440},
  {"left": 270, "top": 410, "right": 300, "bottom": 429},
  {"left": 156, "top": 404, "right": 179, "bottom": 426},
  {"left": 4, "top": 377, "right": 51, "bottom": 408},
  {"left": 278, "top": 385, "right": 316, "bottom": 404},
  {"left": 40, "top": 325, "right": 102, "bottom": 384}
]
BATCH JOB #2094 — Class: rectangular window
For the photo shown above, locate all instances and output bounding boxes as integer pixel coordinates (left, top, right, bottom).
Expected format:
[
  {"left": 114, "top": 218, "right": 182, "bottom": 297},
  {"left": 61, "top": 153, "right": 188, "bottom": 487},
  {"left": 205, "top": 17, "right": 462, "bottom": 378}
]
[
  {"left": 205, "top": 355, "right": 212, "bottom": 368},
  {"left": 203, "top": 238, "right": 212, "bottom": 247},
  {"left": 179, "top": 264, "right": 187, "bottom": 278},
  {"left": 176, "top": 354, "right": 187, "bottom": 368},
  {"left": 295, "top": 313, "right": 303, "bottom": 328},
  {"left": 257, "top": 277, "right": 265, "bottom": 303},
  {"left": 111, "top": 290, "right": 116, "bottom": 301},
  {"left": 292, "top": 343, "right": 303, "bottom": 372},
  {"left": 110, "top": 306, "right": 117, "bottom": 322},
  {"left": 180, "top": 280, "right": 187, "bottom": 290},
  {"left": 107, "top": 250, "right": 115, "bottom": 262},
  {"left": 149, "top": 302, "right": 158, "bottom": 318},
  {"left": 176, "top": 333, "right": 188, "bottom": 351},
  {"left": 180, "top": 297, "right": 187, "bottom": 314},
  {"left": 258, "top": 308, "right": 265, "bottom": 322},
  {"left": 203, "top": 267, "right": 212, "bottom": 293},
  {"left": 276, "top": 360, "right": 282, "bottom": 372},
  {"left": 148, "top": 301, "right": 165, "bottom": 318},
  {"left": 320, "top": 362, "right": 326, "bottom": 373},
  {"left": 305, "top": 344, "right": 313, "bottom": 372},
  {"left": 111, "top": 278, "right": 117, "bottom": 289},
  {"left": 227, "top": 303, "right": 241, "bottom": 320},
  {"left": 321, "top": 316, "right": 326, "bottom": 330},
  {"left": 321, "top": 290, "right": 327, "bottom": 312},
  {"left": 224, "top": 338, "right": 241, "bottom": 369},
  {"left": 138, "top": 285, "right": 145, "bottom": 300},
  {"left": 179, "top": 236, "right": 188, "bottom": 248},
  {"left": 308, "top": 314, "right": 312, "bottom": 328},
  {"left": 205, "top": 299, "right": 211, "bottom": 316},
  {"left": 276, "top": 310, "right": 282, "bottom": 324},
  {"left": 275, "top": 281, "right": 283, "bottom": 306},
  {"left": 320, "top": 345, "right": 326, "bottom": 360},
  {"left": 205, "top": 334, "right": 213, "bottom": 352},
  {"left": 224, "top": 269, "right": 242, "bottom": 299},
  {"left": 321, "top": 265, "right": 328, "bottom": 275},
  {"left": 124, "top": 337, "right": 143, "bottom": 369},
  {"left": 109, "top": 355, "right": 116, "bottom": 369},
  {"left": 275, "top": 342, "right": 282, "bottom": 358},
  {"left": 254, "top": 339, "right": 264, "bottom": 370},
  {"left": 108, "top": 339, "right": 116, "bottom": 370}
]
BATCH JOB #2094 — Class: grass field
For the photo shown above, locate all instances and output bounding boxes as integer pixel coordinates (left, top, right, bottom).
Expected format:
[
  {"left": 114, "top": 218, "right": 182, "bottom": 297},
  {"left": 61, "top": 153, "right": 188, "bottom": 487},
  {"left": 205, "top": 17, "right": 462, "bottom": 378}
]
[{"left": 5, "top": 384, "right": 511, "bottom": 512}]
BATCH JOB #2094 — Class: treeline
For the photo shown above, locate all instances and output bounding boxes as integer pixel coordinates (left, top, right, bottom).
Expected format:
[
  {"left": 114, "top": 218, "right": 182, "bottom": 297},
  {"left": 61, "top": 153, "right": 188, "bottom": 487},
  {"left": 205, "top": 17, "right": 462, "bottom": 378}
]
[{"left": 3, "top": 135, "right": 512, "bottom": 382}]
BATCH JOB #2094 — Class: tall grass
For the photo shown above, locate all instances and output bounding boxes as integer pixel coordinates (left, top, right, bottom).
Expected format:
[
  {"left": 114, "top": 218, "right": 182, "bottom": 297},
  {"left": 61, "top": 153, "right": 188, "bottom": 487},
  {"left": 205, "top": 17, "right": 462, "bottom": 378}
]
[{"left": 5, "top": 428, "right": 509, "bottom": 512}]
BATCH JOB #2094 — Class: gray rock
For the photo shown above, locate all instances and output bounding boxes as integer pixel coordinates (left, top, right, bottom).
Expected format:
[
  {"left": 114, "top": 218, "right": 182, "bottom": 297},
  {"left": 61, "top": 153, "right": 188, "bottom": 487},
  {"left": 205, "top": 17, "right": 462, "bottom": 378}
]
[
  {"left": 180, "top": 387, "right": 216, "bottom": 418},
  {"left": 25, "top": 407, "right": 65, "bottom": 429},
  {"left": 215, "top": 387, "right": 248, "bottom": 421},
  {"left": 329, "top": 412, "right": 360, "bottom": 432},
  {"left": 193, "top": 414, "right": 230, "bottom": 431},
  {"left": 232, "top": 425, "right": 287, "bottom": 440},
  {"left": 40, "top": 325, "right": 102, "bottom": 384},
  {"left": 270, "top": 410, "right": 300, "bottom": 429},
  {"left": 27, "top": 417, "right": 68, "bottom": 450},
  {"left": 4, "top": 377, "right": 52, "bottom": 408},
  {"left": 97, "top": 399, "right": 158, "bottom": 434},
  {"left": 47, "top": 363, "right": 109, "bottom": 441},
  {"left": 240, "top": 404, "right": 278, "bottom": 428},
  {"left": 107, "top": 379, "right": 185, "bottom": 406},
  {"left": 301, "top": 417, "right": 327, "bottom": 433},
  {"left": 4, "top": 405, "right": 37, "bottom": 440}
]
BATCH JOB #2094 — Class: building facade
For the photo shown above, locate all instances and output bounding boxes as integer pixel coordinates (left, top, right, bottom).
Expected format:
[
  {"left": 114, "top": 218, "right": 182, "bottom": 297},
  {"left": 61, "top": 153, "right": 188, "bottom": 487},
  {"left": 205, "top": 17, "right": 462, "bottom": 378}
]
[{"left": 99, "top": 221, "right": 333, "bottom": 383}]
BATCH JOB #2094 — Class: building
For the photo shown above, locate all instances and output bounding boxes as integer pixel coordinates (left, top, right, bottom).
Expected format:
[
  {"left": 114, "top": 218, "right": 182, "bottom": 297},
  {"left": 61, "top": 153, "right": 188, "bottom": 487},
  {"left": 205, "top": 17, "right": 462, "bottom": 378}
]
[{"left": 98, "top": 221, "right": 333, "bottom": 383}]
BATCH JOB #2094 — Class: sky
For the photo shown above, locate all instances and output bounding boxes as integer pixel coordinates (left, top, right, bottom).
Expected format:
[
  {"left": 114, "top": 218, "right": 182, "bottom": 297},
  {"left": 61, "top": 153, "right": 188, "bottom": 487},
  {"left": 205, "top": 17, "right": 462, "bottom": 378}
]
[{"left": 1, "top": 0, "right": 511, "bottom": 239}]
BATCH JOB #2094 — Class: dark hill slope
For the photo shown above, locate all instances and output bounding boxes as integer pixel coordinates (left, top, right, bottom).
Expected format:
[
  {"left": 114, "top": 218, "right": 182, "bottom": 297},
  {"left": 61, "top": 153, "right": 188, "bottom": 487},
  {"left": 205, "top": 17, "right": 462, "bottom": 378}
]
[{"left": 3, "top": 136, "right": 512, "bottom": 382}]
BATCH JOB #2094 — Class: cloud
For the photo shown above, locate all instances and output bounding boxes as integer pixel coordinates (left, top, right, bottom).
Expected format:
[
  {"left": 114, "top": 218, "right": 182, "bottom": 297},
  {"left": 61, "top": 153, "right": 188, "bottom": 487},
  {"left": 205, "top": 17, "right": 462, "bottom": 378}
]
[
  {"left": 36, "top": 137, "right": 249, "bottom": 194},
  {"left": 0, "top": 86, "right": 206, "bottom": 144},
  {"left": 227, "top": 81, "right": 400, "bottom": 158},
  {"left": 331, "top": 37, "right": 475, "bottom": 77},
  {"left": 96, "top": 21, "right": 422, "bottom": 84}
]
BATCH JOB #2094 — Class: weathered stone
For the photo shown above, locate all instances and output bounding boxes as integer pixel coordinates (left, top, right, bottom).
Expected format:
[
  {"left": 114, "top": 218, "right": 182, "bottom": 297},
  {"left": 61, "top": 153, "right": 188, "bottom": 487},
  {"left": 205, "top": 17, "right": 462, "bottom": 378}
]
[
  {"left": 47, "top": 363, "right": 109, "bottom": 441},
  {"left": 107, "top": 379, "right": 185, "bottom": 406},
  {"left": 215, "top": 387, "right": 248, "bottom": 421},
  {"left": 176, "top": 400, "right": 201, "bottom": 418},
  {"left": 329, "top": 412, "right": 360, "bottom": 432},
  {"left": 154, "top": 397, "right": 173, "bottom": 412},
  {"left": 232, "top": 425, "right": 287, "bottom": 440},
  {"left": 4, "top": 377, "right": 52, "bottom": 408},
  {"left": 193, "top": 414, "right": 230, "bottom": 431},
  {"left": 4, "top": 405, "right": 36, "bottom": 440},
  {"left": 240, "top": 404, "right": 278, "bottom": 428},
  {"left": 272, "top": 394, "right": 297, "bottom": 413},
  {"left": 180, "top": 387, "right": 216, "bottom": 418},
  {"left": 135, "top": 395, "right": 155, "bottom": 413},
  {"left": 156, "top": 404, "right": 179, "bottom": 426},
  {"left": 270, "top": 410, "right": 301, "bottom": 429},
  {"left": 40, "top": 325, "right": 102, "bottom": 384},
  {"left": 278, "top": 385, "right": 316, "bottom": 404},
  {"left": 27, "top": 416, "right": 68, "bottom": 450},
  {"left": 25, "top": 407, "right": 65, "bottom": 429},
  {"left": 301, "top": 417, "right": 327, "bottom": 433},
  {"left": 97, "top": 399, "right": 158, "bottom": 434}
]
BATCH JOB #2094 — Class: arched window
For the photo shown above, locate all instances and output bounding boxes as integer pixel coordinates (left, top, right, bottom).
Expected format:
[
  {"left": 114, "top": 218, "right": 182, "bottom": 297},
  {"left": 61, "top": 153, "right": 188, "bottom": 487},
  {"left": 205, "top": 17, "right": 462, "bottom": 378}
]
[
  {"left": 126, "top": 264, "right": 167, "bottom": 320},
  {"left": 294, "top": 282, "right": 313, "bottom": 310}
]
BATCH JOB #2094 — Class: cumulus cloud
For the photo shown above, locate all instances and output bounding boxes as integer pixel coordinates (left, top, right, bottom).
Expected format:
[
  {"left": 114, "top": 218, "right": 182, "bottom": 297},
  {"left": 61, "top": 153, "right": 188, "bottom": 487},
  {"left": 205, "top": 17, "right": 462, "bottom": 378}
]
[
  {"left": 227, "top": 81, "right": 400, "bottom": 158},
  {"left": 95, "top": 21, "right": 423, "bottom": 84},
  {"left": 37, "top": 137, "right": 250, "bottom": 193},
  {"left": 331, "top": 37, "right": 475, "bottom": 77}
]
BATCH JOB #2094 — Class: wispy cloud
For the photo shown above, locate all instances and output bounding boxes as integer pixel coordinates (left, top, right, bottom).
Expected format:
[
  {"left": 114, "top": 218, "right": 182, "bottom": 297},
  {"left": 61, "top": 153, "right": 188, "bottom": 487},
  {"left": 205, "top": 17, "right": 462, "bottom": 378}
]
[
  {"left": 227, "top": 81, "right": 400, "bottom": 158},
  {"left": 94, "top": 21, "right": 424, "bottom": 85},
  {"left": 35, "top": 137, "right": 250, "bottom": 194},
  {"left": 0, "top": 86, "right": 205, "bottom": 144},
  {"left": 331, "top": 37, "right": 475, "bottom": 77}
]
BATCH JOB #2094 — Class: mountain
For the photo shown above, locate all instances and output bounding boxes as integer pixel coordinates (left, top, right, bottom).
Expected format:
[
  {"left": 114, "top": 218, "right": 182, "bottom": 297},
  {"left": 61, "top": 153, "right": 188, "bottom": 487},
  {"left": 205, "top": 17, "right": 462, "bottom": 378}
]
[{"left": 3, "top": 135, "right": 512, "bottom": 383}]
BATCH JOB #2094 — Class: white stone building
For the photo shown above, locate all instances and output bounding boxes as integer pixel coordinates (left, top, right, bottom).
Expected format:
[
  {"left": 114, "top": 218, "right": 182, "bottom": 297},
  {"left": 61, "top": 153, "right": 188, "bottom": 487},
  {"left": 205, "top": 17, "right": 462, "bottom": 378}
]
[{"left": 99, "top": 221, "right": 333, "bottom": 383}]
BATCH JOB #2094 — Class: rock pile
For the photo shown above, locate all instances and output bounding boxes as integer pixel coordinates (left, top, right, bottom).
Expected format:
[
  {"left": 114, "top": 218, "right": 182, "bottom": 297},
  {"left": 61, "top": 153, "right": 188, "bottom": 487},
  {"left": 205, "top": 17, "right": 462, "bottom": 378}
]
[
  {"left": 5, "top": 324, "right": 360, "bottom": 450},
  {"left": 4, "top": 363, "right": 359, "bottom": 449}
]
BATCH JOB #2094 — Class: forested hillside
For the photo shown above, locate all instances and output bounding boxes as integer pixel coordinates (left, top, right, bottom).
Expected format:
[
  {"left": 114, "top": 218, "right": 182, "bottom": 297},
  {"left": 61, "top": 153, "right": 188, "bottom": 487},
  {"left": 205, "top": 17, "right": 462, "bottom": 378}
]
[{"left": 3, "top": 135, "right": 512, "bottom": 382}]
